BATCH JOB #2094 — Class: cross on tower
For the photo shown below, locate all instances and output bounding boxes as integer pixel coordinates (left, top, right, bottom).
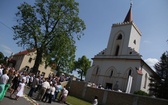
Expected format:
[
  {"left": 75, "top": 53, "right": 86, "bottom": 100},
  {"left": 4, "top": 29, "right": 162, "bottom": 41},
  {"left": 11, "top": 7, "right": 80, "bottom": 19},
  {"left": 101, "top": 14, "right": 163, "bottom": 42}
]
[{"left": 130, "top": 0, "right": 133, "bottom": 7}]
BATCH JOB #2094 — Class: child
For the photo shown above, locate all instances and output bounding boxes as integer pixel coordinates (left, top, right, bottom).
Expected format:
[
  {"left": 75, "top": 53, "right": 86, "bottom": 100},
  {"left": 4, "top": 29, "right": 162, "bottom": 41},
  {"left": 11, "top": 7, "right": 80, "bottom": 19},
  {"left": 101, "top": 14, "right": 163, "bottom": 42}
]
[
  {"left": 15, "top": 78, "right": 25, "bottom": 100},
  {"left": 59, "top": 86, "right": 68, "bottom": 103},
  {"left": 92, "top": 96, "right": 98, "bottom": 105}
]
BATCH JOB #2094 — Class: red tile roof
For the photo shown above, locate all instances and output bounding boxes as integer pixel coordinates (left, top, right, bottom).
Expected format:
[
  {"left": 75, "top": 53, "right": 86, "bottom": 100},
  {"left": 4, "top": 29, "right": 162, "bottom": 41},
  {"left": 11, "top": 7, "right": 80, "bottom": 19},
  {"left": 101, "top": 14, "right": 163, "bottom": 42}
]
[{"left": 14, "top": 49, "right": 35, "bottom": 56}]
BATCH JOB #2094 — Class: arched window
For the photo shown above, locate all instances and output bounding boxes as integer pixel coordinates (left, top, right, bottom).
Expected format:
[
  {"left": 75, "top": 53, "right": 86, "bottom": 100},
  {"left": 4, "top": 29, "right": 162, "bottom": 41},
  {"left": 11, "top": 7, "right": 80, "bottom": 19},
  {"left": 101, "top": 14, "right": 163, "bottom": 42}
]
[
  {"left": 117, "top": 34, "right": 122, "bottom": 40},
  {"left": 128, "top": 70, "right": 132, "bottom": 77},
  {"left": 115, "top": 45, "right": 120, "bottom": 56},
  {"left": 109, "top": 70, "right": 113, "bottom": 78},
  {"left": 144, "top": 73, "right": 147, "bottom": 88}
]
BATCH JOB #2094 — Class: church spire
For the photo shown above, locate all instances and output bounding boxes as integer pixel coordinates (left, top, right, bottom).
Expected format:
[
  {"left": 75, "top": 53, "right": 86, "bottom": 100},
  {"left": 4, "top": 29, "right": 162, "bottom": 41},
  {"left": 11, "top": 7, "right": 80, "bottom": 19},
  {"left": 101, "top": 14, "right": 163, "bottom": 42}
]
[{"left": 123, "top": 1, "right": 133, "bottom": 22}]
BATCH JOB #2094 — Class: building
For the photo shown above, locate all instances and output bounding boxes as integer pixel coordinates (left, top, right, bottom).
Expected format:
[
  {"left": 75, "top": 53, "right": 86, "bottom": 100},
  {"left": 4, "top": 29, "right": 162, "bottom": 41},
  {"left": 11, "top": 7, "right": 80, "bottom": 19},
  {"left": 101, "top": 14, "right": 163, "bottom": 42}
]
[
  {"left": 85, "top": 5, "right": 158, "bottom": 94},
  {"left": 8, "top": 49, "right": 54, "bottom": 77}
]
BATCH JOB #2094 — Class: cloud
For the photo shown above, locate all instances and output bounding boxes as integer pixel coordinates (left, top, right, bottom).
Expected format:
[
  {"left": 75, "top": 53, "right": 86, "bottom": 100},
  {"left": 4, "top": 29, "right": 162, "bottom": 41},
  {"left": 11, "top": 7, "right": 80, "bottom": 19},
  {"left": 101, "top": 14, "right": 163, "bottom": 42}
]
[
  {"left": 144, "top": 58, "right": 159, "bottom": 71},
  {"left": 0, "top": 44, "right": 13, "bottom": 56},
  {"left": 0, "top": 44, "right": 11, "bottom": 50}
]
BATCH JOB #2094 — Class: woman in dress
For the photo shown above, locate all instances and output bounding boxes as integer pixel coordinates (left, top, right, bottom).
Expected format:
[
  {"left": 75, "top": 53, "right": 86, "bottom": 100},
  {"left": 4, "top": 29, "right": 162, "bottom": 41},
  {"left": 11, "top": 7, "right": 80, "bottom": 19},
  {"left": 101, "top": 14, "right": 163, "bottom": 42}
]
[
  {"left": 15, "top": 78, "right": 25, "bottom": 100},
  {"left": 10, "top": 73, "right": 20, "bottom": 98}
]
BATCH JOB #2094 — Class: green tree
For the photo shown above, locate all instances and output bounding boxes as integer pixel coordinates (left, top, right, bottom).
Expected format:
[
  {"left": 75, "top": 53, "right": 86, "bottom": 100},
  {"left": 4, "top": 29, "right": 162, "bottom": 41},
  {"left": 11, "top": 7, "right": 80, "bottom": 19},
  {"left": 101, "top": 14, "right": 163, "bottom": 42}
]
[
  {"left": 73, "top": 55, "right": 91, "bottom": 81},
  {"left": 0, "top": 52, "right": 4, "bottom": 60},
  {"left": 13, "top": 0, "right": 86, "bottom": 74},
  {"left": 154, "top": 51, "right": 168, "bottom": 99},
  {"left": 45, "top": 33, "right": 76, "bottom": 75},
  {"left": 0, "top": 52, "right": 8, "bottom": 65},
  {"left": 0, "top": 52, "right": 5, "bottom": 64}
]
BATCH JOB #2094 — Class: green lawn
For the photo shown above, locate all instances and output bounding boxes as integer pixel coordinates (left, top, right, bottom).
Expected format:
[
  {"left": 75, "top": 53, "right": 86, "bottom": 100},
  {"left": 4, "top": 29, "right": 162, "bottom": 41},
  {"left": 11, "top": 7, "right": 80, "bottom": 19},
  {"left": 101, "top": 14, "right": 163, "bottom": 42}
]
[{"left": 66, "top": 95, "right": 92, "bottom": 105}]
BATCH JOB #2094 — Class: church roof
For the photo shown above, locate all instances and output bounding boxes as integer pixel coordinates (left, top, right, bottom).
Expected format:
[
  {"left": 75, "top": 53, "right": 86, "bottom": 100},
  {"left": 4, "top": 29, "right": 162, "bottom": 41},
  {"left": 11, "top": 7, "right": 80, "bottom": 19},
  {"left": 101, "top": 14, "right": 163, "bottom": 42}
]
[
  {"left": 14, "top": 49, "right": 36, "bottom": 56},
  {"left": 123, "top": 5, "right": 132, "bottom": 22}
]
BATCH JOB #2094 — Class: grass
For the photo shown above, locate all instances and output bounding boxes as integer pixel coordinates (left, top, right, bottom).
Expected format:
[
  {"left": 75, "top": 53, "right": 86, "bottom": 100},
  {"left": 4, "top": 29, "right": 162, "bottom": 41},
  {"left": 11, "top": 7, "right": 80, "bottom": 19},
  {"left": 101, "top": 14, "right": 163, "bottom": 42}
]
[{"left": 66, "top": 95, "right": 92, "bottom": 105}]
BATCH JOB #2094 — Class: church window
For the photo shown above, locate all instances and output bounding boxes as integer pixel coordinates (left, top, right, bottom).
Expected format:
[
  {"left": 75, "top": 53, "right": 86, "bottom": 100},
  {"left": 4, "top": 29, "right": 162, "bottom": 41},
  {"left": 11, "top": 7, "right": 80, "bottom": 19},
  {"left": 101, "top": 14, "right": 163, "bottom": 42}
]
[
  {"left": 133, "top": 40, "right": 136, "bottom": 44},
  {"left": 128, "top": 70, "right": 132, "bottom": 77},
  {"left": 144, "top": 73, "right": 147, "bottom": 88},
  {"left": 109, "top": 70, "right": 113, "bottom": 78},
  {"left": 117, "top": 34, "right": 122, "bottom": 40},
  {"left": 115, "top": 45, "right": 120, "bottom": 56}
]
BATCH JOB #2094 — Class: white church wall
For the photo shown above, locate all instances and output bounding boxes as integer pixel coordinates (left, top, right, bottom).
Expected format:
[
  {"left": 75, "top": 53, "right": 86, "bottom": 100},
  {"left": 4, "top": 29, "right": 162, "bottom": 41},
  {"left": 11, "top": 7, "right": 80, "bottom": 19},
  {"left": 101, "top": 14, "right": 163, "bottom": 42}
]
[
  {"left": 140, "top": 64, "right": 154, "bottom": 93},
  {"left": 106, "top": 24, "right": 132, "bottom": 55},
  {"left": 128, "top": 25, "right": 141, "bottom": 52},
  {"left": 86, "top": 58, "right": 144, "bottom": 93}
]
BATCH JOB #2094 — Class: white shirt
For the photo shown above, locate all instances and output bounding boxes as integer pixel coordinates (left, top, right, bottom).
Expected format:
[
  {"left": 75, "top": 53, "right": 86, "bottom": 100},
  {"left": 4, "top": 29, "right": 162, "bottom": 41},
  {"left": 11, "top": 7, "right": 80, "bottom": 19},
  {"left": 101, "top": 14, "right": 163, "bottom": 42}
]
[
  {"left": 21, "top": 76, "right": 26, "bottom": 83},
  {"left": 26, "top": 75, "right": 30, "bottom": 82},
  {"left": 63, "top": 88, "right": 68, "bottom": 97},
  {"left": 0, "top": 68, "right": 3, "bottom": 76},
  {"left": 50, "top": 86, "right": 56, "bottom": 95},
  {"left": 0, "top": 74, "right": 9, "bottom": 84},
  {"left": 42, "top": 81, "right": 50, "bottom": 89}
]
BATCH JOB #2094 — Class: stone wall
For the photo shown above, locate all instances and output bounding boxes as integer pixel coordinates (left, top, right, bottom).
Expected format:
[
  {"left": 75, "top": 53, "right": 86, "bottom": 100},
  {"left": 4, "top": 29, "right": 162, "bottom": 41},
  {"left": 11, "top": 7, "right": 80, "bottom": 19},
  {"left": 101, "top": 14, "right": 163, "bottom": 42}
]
[{"left": 68, "top": 81, "right": 168, "bottom": 105}]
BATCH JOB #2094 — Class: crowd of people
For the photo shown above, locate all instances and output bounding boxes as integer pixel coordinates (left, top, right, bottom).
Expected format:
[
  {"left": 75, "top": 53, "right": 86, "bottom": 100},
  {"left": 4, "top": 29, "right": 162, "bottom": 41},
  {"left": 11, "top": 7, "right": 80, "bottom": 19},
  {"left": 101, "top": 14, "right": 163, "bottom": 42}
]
[
  {"left": 27, "top": 72, "right": 69, "bottom": 104},
  {"left": 87, "top": 81, "right": 122, "bottom": 93},
  {"left": 0, "top": 64, "right": 69, "bottom": 104},
  {"left": 87, "top": 81, "right": 104, "bottom": 89}
]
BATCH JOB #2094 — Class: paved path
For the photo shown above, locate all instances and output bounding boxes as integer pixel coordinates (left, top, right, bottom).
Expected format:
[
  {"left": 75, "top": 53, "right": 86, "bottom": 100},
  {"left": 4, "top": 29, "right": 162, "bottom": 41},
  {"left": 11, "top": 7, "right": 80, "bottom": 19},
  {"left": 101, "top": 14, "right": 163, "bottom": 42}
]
[
  {"left": 0, "top": 91, "right": 33, "bottom": 105},
  {"left": 0, "top": 86, "right": 67, "bottom": 105}
]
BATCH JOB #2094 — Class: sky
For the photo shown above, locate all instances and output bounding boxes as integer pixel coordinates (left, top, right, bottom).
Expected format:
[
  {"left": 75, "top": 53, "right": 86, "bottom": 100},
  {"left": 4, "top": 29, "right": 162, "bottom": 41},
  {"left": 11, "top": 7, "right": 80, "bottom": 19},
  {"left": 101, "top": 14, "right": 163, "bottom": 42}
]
[{"left": 0, "top": 0, "right": 168, "bottom": 71}]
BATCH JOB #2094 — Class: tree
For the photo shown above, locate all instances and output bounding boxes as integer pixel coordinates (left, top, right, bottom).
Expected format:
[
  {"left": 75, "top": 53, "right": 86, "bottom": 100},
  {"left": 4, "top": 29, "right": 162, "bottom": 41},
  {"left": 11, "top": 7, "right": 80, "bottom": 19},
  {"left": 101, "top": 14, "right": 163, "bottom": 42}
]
[
  {"left": 0, "top": 52, "right": 4, "bottom": 60},
  {"left": 0, "top": 52, "right": 8, "bottom": 65},
  {"left": 0, "top": 52, "right": 4, "bottom": 64},
  {"left": 45, "top": 33, "right": 76, "bottom": 75},
  {"left": 13, "top": 0, "right": 86, "bottom": 74},
  {"left": 154, "top": 51, "right": 168, "bottom": 99},
  {"left": 73, "top": 55, "right": 91, "bottom": 81}
]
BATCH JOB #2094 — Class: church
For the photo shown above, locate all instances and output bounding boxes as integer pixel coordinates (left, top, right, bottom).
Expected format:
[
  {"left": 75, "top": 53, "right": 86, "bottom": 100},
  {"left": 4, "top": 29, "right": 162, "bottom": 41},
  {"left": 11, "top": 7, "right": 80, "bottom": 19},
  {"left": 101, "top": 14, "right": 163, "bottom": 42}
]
[{"left": 85, "top": 4, "right": 158, "bottom": 94}]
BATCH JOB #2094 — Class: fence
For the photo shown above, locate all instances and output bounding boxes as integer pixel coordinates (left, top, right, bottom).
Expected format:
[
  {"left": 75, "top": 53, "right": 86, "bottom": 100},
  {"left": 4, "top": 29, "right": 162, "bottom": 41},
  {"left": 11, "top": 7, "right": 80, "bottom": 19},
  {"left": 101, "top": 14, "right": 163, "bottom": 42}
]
[{"left": 68, "top": 81, "right": 168, "bottom": 105}]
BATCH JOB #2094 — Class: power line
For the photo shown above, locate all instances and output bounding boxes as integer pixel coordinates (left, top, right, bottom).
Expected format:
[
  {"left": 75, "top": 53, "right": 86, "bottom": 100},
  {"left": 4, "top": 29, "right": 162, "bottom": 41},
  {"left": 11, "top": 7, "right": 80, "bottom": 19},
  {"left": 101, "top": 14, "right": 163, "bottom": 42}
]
[{"left": 0, "top": 21, "right": 13, "bottom": 31}]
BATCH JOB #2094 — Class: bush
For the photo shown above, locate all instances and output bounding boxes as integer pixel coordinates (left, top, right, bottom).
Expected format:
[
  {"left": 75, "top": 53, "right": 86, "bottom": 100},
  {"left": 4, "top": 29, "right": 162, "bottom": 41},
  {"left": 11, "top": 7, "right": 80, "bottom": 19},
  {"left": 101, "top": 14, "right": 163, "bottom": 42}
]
[{"left": 134, "top": 90, "right": 149, "bottom": 96}]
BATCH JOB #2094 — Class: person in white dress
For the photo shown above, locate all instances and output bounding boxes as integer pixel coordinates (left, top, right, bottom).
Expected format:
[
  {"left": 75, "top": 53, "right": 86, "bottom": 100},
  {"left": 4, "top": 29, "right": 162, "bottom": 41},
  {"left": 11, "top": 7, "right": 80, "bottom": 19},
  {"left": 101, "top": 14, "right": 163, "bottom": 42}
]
[
  {"left": 15, "top": 79, "right": 25, "bottom": 100},
  {"left": 59, "top": 86, "right": 68, "bottom": 103},
  {"left": 92, "top": 96, "right": 98, "bottom": 105}
]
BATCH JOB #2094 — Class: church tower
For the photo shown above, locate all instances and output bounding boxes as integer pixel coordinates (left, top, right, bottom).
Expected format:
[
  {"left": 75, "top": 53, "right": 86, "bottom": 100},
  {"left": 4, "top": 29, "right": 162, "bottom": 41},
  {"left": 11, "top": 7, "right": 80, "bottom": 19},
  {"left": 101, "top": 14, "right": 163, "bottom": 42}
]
[{"left": 105, "top": 5, "right": 142, "bottom": 59}]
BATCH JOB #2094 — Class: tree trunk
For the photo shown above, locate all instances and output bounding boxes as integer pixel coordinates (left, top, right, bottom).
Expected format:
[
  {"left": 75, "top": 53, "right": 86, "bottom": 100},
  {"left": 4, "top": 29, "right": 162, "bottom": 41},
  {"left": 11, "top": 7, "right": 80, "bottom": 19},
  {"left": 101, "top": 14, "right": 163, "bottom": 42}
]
[
  {"left": 32, "top": 48, "right": 43, "bottom": 75},
  {"left": 80, "top": 71, "right": 83, "bottom": 81},
  {"left": 56, "top": 64, "right": 61, "bottom": 76}
]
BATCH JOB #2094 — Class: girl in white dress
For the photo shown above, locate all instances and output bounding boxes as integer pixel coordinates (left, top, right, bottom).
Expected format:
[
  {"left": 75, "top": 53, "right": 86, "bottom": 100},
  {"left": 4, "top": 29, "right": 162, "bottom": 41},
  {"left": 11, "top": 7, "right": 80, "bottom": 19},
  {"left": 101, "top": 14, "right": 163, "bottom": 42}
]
[
  {"left": 15, "top": 79, "right": 25, "bottom": 100},
  {"left": 92, "top": 96, "right": 98, "bottom": 105}
]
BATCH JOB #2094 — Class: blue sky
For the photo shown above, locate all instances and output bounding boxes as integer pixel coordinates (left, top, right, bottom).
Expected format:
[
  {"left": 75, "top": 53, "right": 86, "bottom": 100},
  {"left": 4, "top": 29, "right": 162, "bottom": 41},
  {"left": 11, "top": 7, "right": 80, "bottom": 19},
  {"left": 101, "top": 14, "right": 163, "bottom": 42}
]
[{"left": 0, "top": 0, "right": 168, "bottom": 70}]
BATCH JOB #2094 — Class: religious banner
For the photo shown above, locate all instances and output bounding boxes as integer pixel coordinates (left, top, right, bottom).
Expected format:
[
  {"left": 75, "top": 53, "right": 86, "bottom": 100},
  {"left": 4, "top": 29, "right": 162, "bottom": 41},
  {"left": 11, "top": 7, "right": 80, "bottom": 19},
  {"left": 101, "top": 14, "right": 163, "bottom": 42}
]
[{"left": 126, "top": 76, "right": 133, "bottom": 93}]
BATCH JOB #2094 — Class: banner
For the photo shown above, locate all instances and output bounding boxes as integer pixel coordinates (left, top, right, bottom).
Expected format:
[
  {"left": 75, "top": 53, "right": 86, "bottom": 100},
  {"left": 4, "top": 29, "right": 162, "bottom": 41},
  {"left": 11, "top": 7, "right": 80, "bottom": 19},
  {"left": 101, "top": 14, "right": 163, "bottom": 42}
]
[{"left": 126, "top": 76, "right": 133, "bottom": 93}]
